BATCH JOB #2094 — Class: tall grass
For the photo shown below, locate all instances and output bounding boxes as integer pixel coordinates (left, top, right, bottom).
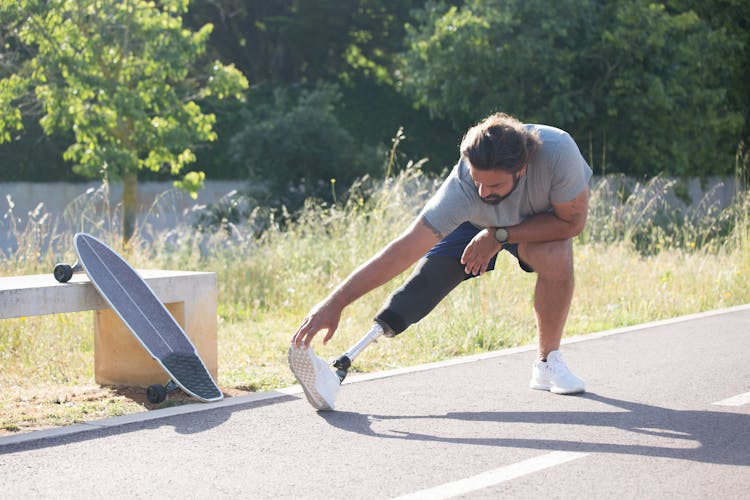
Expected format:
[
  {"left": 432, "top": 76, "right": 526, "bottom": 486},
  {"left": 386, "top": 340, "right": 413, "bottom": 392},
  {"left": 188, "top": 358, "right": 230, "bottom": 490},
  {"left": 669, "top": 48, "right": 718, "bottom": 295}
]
[{"left": 1, "top": 167, "right": 748, "bottom": 395}]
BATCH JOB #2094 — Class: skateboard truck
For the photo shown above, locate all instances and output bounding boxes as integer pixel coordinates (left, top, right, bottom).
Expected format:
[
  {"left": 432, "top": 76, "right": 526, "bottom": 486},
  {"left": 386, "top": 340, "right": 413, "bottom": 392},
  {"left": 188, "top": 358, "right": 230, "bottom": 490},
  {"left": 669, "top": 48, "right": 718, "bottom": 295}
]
[
  {"left": 53, "top": 261, "right": 83, "bottom": 283},
  {"left": 332, "top": 322, "right": 386, "bottom": 382}
]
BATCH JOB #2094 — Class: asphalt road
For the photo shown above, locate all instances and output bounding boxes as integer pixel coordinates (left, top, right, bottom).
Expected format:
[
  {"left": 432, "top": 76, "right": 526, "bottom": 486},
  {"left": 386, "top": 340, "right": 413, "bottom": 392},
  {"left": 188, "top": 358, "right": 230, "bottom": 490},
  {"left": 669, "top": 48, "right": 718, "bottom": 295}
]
[{"left": 1, "top": 305, "right": 749, "bottom": 499}]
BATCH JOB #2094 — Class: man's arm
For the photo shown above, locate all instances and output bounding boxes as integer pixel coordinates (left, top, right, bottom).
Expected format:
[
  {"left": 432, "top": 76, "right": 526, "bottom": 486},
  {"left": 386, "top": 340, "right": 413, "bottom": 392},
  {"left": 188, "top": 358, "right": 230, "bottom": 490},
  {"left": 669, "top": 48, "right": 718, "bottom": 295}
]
[
  {"left": 508, "top": 186, "right": 590, "bottom": 243},
  {"left": 460, "top": 187, "right": 589, "bottom": 275},
  {"left": 292, "top": 217, "right": 442, "bottom": 347}
]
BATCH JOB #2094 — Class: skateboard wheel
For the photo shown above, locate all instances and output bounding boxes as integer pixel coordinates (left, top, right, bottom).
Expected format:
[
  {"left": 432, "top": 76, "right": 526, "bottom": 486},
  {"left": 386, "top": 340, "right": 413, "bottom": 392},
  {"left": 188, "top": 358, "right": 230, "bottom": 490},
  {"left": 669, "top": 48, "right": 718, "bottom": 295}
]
[
  {"left": 53, "top": 264, "right": 74, "bottom": 283},
  {"left": 146, "top": 384, "right": 167, "bottom": 404}
]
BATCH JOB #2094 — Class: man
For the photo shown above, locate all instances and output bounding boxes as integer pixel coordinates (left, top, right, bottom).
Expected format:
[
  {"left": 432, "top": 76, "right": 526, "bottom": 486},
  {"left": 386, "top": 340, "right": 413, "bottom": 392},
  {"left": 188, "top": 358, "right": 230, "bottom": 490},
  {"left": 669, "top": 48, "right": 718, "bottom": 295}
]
[{"left": 290, "top": 112, "right": 592, "bottom": 410}]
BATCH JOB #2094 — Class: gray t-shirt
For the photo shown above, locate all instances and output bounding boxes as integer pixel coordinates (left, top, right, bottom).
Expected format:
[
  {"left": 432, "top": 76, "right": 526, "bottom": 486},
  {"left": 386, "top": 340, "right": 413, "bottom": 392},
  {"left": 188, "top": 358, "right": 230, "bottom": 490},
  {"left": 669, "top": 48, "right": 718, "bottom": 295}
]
[{"left": 420, "top": 124, "right": 593, "bottom": 236}]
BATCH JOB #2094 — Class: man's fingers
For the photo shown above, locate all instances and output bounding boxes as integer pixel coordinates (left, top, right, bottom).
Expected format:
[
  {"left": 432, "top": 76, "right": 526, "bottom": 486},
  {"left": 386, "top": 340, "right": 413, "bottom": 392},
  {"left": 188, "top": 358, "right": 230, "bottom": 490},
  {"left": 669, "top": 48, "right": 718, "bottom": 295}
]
[
  {"left": 294, "top": 329, "right": 318, "bottom": 348},
  {"left": 302, "top": 332, "right": 314, "bottom": 347},
  {"left": 461, "top": 247, "right": 475, "bottom": 273},
  {"left": 460, "top": 244, "right": 474, "bottom": 265},
  {"left": 292, "top": 300, "right": 341, "bottom": 348},
  {"left": 461, "top": 246, "right": 495, "bottom": 275},
  {"left": 463, "top": 255, "right": 490, "bottom": 276},
  {"left": 291, "top": 317, "right": 309, "bottom": 345},
  {"left": 463, "top": 252, "right": 481, "bottom": 275},
  {"left": 292, "top": 316, "right": 337, "bottom": 347},
  {"left": 292, "top": 317, "right": 317, "bottom": 347}
]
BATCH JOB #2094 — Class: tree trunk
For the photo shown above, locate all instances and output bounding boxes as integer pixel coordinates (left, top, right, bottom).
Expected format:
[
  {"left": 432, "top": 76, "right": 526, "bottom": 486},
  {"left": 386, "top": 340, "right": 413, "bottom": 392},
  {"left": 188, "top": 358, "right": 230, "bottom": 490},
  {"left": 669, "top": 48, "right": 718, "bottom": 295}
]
[{"left": 122, "top": 170, "right": 138, "bottom": 242}]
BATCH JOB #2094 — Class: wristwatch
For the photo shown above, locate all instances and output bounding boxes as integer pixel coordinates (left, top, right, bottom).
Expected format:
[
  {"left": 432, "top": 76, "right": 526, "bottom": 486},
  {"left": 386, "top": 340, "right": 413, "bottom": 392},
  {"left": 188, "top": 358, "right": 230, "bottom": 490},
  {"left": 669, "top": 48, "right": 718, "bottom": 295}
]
[{"left": 494, "top": 227, "right": 509, "bottom": 244}]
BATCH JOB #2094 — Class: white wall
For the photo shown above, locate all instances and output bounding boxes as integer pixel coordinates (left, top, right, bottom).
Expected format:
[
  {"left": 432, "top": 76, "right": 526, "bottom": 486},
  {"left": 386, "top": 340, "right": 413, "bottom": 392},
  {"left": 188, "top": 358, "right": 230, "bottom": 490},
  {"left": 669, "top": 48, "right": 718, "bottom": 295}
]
[
  {"left": 0, "top": 180, "right": 242, "bottom": 251},
  {"left": 0, "top": 176, "right": 741, "bottom": 253}
]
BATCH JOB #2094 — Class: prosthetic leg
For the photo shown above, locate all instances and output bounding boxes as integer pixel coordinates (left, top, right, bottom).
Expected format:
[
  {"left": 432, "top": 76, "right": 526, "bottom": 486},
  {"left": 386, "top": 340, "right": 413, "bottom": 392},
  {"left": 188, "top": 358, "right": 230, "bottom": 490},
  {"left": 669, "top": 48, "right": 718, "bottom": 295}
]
[
  {"left": 332, "top": 256, "right": 468, "bottom": 382},
  {"left": 332, "top": 322, "right": 389, "bottom": 382},
  {"left": 289, "top": 256, "right": 467, "bottom": 410}
]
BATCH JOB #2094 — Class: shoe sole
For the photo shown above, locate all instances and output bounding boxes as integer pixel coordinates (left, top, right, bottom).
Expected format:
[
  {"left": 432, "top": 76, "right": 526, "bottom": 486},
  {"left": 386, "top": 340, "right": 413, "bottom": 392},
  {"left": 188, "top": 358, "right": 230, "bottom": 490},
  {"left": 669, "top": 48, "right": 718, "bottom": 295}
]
[
  {"left": 530, "top": 381, "right": 585, "bottom": 395},
  {"left": 288, "top": 347, "right": 335, "bottom": 411}
]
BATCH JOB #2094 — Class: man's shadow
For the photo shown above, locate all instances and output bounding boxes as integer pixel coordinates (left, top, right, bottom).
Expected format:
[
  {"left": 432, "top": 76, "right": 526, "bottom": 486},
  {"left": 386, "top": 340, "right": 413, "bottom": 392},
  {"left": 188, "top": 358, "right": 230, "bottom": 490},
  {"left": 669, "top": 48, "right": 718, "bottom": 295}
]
[{"left": 320, "top": 392, "right": 750, "bottom": 466}]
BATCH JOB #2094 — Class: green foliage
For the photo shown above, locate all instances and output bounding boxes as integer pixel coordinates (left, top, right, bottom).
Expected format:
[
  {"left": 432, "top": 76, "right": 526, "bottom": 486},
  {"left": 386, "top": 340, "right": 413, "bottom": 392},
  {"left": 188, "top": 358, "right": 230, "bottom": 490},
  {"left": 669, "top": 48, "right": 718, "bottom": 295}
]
[
  {"left": 0, "top": 116, "right": 82, "bottom": 181},
  {"left": 185, "top": 0, "right": 420, "bottom": 86},
  {"left": 228, "top": 82, "right": 380, "bottom": 207},
  {"left": 670, "top": 0, "right": 750, "bottom": 186},
  {"left": 335, "top": 76, "right": 459, "bottom": 176},
  {"left": 0, "top": 0, "right": 747, "bottom": 186},
  {"left": 399, "top": 0, "right": 743, "bottom": 177},
  {"left": 0, "top": 0, "right": 248, "bottom": 228},
  {"left": 399, "top": 0, "right": 604, "bottom": 127},
  {"left": 173, "top": 170, "right": 205, "bottom": 199},
  {"left": 596, "top": 2, "right": 741, "bottom": 176},
  {"left": 184, "top": 0, "right": 461, "bottom": 178}
]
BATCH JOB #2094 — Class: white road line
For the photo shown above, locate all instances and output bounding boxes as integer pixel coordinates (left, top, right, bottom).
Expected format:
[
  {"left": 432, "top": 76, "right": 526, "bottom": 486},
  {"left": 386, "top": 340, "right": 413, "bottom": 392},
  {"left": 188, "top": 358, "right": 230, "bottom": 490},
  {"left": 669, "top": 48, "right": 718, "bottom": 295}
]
[
  {"left": 712, "top": 391, "right": 750, "bottom": 407},
  {"left": 392, "top": 451, "right": 588, "bottom": 500}
]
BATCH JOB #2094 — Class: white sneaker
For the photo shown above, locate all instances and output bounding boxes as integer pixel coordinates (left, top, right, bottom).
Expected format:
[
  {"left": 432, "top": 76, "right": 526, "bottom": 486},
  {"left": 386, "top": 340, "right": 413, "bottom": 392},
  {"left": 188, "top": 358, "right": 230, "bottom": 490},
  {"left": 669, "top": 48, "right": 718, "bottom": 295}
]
[
  {"left": 288, "top": 345, "right": 341, "bottom": 410},
  {"left": 530, "top": 350, "right": 585, "bottom": 395}
]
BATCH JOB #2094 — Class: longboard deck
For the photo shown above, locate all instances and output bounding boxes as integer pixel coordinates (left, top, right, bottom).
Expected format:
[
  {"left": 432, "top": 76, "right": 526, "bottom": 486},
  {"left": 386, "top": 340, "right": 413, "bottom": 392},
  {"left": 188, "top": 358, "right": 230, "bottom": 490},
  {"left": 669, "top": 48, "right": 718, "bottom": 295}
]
[{"left": 74, "top": 233, "right": 222, "bottom": 402}]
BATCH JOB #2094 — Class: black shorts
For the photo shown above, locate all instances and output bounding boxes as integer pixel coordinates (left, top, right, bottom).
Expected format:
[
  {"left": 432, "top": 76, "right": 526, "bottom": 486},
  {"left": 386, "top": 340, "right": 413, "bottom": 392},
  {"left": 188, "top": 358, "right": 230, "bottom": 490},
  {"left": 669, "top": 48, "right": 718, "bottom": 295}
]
[{"left": 425, "top": 222, "right": 534, "bottom": 275}]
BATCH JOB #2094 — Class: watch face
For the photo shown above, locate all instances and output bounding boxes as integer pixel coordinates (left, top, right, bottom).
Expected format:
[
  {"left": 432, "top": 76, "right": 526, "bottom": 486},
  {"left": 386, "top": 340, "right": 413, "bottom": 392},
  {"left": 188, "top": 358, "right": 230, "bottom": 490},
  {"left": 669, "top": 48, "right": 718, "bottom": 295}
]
[{"left": 495, "top": 228, "right": 508, "bottom": 243}]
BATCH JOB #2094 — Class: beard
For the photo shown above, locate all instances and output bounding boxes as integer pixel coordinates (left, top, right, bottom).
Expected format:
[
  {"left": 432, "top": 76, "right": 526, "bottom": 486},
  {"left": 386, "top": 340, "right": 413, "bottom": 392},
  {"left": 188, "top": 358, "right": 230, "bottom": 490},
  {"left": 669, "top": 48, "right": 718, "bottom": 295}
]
[
  {"left": 480, "top": 172, "right": 522, "bottom": 205},
  {"left": 480, "top": 194, "right": 504, "bottom": 205}
]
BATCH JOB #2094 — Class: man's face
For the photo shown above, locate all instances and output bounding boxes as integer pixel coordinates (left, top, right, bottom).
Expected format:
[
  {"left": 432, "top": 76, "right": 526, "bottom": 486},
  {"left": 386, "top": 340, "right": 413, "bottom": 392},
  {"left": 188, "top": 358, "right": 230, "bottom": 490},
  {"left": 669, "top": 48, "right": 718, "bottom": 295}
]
[{"left": 469, "top": 164, "right": 526, "bottom": 205}]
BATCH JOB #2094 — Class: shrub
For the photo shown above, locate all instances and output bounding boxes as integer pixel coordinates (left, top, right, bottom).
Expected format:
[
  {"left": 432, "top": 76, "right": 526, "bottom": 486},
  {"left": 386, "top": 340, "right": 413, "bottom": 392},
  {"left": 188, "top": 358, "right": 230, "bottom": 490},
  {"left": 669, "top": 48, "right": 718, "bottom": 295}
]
[{"left": 228, "top": 82, "right": 380, "bottom": 209}]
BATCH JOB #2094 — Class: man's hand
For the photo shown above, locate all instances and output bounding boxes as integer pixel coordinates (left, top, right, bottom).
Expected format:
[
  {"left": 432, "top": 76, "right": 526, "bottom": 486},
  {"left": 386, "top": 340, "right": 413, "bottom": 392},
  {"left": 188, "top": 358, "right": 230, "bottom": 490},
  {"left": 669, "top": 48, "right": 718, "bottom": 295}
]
[
  {"left": 460, "top": 228, "right": 502, "bottom": 276},
  {"left": 292, "top": 297, "right": 343, "bottom": 348}
]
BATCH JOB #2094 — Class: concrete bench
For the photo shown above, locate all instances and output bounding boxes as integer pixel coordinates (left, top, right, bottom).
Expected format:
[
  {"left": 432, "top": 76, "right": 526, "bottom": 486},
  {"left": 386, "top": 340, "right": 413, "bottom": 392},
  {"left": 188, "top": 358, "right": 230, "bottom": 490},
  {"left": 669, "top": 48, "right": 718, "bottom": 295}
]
[{"left": 0, "top": 270, "right": 218, "bottom": 386}]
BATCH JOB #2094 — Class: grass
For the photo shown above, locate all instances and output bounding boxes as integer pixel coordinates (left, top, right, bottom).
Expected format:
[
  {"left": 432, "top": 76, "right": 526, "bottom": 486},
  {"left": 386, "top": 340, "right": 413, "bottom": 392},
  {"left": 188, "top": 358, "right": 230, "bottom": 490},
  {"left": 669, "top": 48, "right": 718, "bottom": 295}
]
[{"left": 1, "top": 168, "right": 749, "bottom": 433}]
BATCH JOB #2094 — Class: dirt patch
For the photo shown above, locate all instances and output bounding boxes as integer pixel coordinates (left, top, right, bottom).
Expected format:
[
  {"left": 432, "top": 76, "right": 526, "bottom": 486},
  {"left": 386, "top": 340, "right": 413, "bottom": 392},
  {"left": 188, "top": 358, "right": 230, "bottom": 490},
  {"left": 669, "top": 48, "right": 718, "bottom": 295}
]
[{"left": 0, "top": 385, "right": 253, "bottom": 437}]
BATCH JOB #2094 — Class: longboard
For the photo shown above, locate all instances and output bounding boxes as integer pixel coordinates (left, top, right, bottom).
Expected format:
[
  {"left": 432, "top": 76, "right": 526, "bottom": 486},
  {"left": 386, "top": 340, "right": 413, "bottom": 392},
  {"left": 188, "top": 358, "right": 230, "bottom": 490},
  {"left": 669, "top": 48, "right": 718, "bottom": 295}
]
[{"left": 54, "top": 233, "right": 223, "bottom": 404}]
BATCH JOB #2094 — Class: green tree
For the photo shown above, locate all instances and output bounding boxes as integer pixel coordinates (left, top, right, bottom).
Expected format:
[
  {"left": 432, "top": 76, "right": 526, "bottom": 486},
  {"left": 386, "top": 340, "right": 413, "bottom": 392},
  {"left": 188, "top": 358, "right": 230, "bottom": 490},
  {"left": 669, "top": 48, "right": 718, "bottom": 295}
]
[
  {"left": 185, "top": 0, "right": 420, "bottom": 86},
  {"left": 0, "top": 0, "right": 248, "bottom": 240},
  {"left": 185, "top": 0, "right": 455, "bottom": 179},
  {"left": 595, "top": 1, "right": 741, "bottom": 177},
  {"left": 229, "top": 81, "right": 379, "bottom": 208},
  {"left": 669, "top": 0, "right": 750, "bottom": 186},
  {"left": 399, "top": 0, "right": 742, "bottom": 177}
]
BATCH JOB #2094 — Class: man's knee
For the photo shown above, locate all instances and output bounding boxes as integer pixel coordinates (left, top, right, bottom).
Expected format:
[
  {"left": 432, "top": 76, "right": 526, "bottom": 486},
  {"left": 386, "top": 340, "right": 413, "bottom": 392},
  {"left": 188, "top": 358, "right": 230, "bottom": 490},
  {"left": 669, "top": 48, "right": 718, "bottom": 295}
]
[{"left": 518, "top": 239, "right": 574, "bottom": 280}]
